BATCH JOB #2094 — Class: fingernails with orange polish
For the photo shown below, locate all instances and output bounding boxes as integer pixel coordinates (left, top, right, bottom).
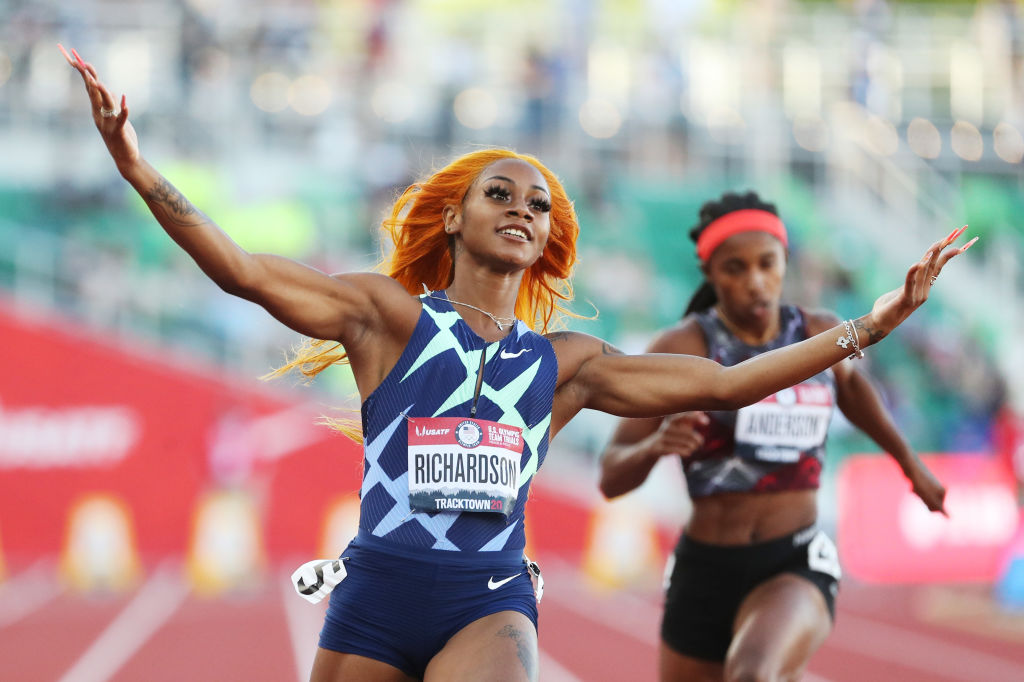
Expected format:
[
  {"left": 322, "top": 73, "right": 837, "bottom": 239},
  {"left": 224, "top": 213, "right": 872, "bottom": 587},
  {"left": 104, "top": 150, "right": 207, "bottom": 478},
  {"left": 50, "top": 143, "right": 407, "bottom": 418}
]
[
  {"left": 961, "top": 236, "right": 979, "bottom": 251},
  {"left": 943, "top": 225, "right": 967, "bottom": 246}
]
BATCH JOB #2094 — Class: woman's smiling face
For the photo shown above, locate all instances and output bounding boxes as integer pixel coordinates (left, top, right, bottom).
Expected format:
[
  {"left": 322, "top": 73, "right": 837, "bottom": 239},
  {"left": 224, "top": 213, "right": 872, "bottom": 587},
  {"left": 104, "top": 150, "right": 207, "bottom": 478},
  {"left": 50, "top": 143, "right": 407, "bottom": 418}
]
[{"left": 444, "top": 158, "right": 552, "bottom": 272}]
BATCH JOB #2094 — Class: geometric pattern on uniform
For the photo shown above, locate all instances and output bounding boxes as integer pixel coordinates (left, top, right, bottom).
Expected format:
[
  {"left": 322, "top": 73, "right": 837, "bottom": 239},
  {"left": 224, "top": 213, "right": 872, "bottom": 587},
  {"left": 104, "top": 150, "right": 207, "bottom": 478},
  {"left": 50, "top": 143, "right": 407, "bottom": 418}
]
[
  {"left": 363, "top": 408, "right": 413, "bottom": 535},
  {"left": 408, "top": 309, "right": 551, "bottom": 488},
  {"left": 358, "top": 294, "right": 556, "bottom": 552},
  {"left": 684, "top": 304, "right": 836, "bottom": 498},
  {"left": 402, "top": 305, "right": 470, "bottom": 386},
  {"left": 690, "top": 456, "right": 766, "bottom": 492},
  {"left": 364, "top": 406, "right": 462, "bottom": 549},
  {"left": 479, "top": 518, "right": 519, "bottom": 552}
]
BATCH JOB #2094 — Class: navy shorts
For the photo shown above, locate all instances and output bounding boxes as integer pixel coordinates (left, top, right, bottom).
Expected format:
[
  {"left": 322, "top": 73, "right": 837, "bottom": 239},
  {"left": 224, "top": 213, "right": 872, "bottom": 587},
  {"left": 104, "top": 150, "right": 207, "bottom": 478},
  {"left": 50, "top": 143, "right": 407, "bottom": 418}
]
[
  {"left": 319, "top": 530, "right": 538, "bottom": 678},
  {"left": 661, "top": 526, "right": 840, "bottom": 662}
]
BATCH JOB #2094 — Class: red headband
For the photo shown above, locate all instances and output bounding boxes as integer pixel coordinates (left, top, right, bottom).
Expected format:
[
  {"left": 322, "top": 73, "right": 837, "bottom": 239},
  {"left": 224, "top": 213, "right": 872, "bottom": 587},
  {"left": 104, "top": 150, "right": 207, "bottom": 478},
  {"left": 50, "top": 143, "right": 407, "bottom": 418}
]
[{"left": 696, "top": 209, "right": 788, "bottom": 263}]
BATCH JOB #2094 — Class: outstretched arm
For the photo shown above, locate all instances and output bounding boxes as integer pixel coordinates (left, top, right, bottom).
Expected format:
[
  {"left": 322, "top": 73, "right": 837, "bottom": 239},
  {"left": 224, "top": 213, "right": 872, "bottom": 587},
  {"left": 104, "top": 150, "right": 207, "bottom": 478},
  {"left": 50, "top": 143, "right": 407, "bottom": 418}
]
[
  {"left": 59, "top": 45, "right": 390, "bottom": 345},
  {"left": 553, "top": 228, "right": 975, "bottom": 431}
]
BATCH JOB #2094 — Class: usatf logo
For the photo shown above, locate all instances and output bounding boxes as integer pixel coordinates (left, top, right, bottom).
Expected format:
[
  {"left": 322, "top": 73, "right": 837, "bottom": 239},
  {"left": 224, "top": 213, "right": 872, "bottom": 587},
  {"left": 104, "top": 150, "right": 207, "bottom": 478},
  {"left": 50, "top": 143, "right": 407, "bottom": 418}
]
[{"left": 455, "top": 420, "right": 483, "bottom": 448}]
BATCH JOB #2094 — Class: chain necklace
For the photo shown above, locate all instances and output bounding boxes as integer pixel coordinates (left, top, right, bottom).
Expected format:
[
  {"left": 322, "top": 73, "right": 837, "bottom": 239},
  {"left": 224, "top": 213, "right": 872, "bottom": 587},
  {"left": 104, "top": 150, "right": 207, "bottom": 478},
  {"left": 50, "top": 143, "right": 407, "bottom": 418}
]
[{"left": 422, "top": 284, "right": 517, "bottom": 331}]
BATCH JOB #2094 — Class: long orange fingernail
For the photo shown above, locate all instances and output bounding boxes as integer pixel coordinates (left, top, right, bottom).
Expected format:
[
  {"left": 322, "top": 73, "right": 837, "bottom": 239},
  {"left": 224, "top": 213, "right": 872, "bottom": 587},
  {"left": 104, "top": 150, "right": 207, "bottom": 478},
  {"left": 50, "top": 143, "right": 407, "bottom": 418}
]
[
  {"left": 943, "top": 225, "right": 967, "bottom": 245},
  {"left": 961, "top": 236, "right": 979, "bottom": 251}
]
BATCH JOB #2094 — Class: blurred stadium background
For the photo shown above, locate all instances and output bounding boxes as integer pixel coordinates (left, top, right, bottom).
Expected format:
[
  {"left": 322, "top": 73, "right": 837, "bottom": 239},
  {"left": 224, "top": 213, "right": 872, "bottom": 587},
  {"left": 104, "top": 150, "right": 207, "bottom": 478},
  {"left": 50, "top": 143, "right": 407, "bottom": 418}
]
[{"left": 1, "top": 0, "right": 1024, "bottom": 680}]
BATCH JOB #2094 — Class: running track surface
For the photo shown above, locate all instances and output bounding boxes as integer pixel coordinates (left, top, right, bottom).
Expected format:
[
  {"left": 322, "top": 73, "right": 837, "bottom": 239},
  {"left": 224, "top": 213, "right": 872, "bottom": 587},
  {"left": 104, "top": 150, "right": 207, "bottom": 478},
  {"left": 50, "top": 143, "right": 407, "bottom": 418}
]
[{"left": 2, "top": 558, "right": 1023, "bottom": 681}]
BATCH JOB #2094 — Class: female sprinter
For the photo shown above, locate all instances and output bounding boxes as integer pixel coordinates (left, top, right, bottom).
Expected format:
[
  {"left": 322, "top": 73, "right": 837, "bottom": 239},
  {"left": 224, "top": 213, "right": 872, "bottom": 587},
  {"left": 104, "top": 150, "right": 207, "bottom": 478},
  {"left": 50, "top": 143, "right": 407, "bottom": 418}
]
[
  {"left": 599, "top": 191, "right": 966, "bottom": 682},
  {"left": 62, "top": 48, "right": 973, "bottom": 682}
]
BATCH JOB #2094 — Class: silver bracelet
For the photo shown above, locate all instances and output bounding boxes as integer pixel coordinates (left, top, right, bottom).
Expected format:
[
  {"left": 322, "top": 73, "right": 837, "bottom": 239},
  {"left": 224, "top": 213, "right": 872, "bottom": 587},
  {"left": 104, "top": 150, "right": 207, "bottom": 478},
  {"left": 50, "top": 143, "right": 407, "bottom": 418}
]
[
  {"left": 849, "top": 319, "right": 863, "bottom": 357},
  {"left": 836, "top": 319, "right": 865, "bottom": 359}
]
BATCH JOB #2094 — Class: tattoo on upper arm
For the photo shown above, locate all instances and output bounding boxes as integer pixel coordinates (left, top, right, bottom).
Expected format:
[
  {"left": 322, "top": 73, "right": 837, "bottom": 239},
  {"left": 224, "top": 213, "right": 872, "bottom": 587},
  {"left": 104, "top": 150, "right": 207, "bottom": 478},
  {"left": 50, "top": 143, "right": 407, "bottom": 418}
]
[
  {"left": 546, "top": 331, "right": 572, "bottom": 343},
  {"left": 853, "top": 319, "right": 886, "bottom": 345},
  {"left": 497, "top": 624, "right": 536, "bottom": 679},
  {"left": 147, "top": 179, "right": 201, "bottom": 225}
]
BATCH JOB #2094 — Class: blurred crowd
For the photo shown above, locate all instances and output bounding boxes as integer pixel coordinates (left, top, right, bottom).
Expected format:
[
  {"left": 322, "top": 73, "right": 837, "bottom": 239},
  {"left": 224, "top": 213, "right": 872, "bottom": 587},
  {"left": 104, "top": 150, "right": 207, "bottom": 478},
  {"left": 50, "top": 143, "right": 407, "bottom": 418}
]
[{"left": 0, "top": 0, "right": 1021, "bottom": 465}]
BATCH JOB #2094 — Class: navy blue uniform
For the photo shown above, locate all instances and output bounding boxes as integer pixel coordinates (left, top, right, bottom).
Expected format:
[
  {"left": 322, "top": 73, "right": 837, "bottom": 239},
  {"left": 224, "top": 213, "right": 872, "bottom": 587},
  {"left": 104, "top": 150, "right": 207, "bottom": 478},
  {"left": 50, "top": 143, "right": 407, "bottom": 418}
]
[{"left": 318, "top": 291, "right": 557, "bottom": 676}]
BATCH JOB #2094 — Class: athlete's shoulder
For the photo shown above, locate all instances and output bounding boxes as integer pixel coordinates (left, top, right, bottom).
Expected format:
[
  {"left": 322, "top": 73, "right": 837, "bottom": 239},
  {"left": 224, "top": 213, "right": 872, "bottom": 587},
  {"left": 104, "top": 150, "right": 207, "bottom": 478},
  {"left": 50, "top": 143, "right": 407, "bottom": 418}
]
[
  {"left": 542, "top": 330, "right": 620, "bottom": 384},
  {"left": 647, "top": 315, "right": 708, "bottom": 356},
  {"left": 324, "top": 272, "right": 423, "bottom": 350},
  {"left": 330, "top": 272, "right": 421, "bottom": 311},
  {"left": 543, "top": 330, "right": 619, "bottom": 357}
]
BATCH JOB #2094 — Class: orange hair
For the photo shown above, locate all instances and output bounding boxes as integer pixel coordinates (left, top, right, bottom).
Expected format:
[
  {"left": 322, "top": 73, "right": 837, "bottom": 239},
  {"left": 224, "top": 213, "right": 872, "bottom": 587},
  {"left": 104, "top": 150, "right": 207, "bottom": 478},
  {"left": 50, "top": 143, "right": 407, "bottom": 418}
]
[
  {"left": 267, "top": 149, "right": 581, "bottom": 438},
  {"left": 383, "top": 148, "right": 578, "bottom": 326}
]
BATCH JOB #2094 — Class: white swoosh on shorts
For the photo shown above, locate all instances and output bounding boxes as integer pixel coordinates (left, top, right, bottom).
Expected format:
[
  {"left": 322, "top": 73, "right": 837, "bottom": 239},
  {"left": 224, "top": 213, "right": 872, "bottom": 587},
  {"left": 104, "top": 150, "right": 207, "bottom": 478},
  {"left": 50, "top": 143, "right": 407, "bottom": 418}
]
[
  {"left": 487, "top": 574, "right": 520, "bottom": 590},
  {"left": 499, "top": 349, "right": 531, "bottom": 359}
]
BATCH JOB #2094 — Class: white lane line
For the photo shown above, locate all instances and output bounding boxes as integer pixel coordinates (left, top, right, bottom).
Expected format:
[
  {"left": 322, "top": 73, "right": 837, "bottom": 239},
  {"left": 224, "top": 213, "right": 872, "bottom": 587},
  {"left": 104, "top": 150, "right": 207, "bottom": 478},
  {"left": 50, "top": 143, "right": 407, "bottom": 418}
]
[
  {"left": 538, "top": 648, "right": 582, "bottom": 682},
  {"left": 0, "top": 560, "right": 64, "bottom": 628},
  {"left": 279, "top": 570, "right": 324, "bottom": 682},
  {"left": 57, "top": 564, "right": 189, "bottom": 682},
  {"left": 831, "top": 611, "right": 1024, "bottom": 681}
]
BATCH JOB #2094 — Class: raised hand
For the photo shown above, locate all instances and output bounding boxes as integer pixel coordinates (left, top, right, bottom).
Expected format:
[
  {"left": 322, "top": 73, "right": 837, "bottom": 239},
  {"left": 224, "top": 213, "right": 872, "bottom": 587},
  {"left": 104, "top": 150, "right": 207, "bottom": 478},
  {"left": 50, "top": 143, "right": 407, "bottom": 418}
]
[
  {"left": 651, "top": 412, "right": 710, "bottom": 459},
  {"left": 862, "top": 226, "right": 977, "bottom": 344},
  {"left": 58, "top": 44, "right": 139, "bottom": 171}
]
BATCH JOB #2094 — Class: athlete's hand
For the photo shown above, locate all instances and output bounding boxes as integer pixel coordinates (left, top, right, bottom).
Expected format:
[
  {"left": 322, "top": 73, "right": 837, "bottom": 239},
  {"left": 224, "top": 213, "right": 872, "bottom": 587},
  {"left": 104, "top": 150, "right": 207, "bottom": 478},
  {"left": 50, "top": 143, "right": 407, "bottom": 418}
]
[
  {"left": 907, "top": 463, "right": 948, "bottom": 516},
  {"left": 59, "top": 44, "right": 140, "bottom": 172},
  {"left": 650, "top": 412, "right": 710, "bottom": 459},
  {"left": 862, "top": 226, "right": 977, "bottom": 343}
]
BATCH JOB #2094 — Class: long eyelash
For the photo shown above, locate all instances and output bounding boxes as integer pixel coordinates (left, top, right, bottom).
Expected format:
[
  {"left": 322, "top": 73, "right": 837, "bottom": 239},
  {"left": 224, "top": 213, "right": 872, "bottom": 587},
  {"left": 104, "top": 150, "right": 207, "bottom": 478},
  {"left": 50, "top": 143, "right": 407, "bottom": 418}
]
[
  {"left": 483, "top": 184, "right": 551, "bottom": 213},
  {"left": 483, "top": 184, "right": 510, "bottom": 200}
]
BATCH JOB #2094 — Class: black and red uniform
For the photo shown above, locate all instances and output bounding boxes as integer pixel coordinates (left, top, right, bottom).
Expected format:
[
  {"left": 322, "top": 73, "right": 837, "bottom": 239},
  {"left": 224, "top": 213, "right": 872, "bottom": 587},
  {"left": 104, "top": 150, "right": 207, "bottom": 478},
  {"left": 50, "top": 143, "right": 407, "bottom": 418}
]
[{"left": 661, "top": 305, "right": 842, "bottom": 662}]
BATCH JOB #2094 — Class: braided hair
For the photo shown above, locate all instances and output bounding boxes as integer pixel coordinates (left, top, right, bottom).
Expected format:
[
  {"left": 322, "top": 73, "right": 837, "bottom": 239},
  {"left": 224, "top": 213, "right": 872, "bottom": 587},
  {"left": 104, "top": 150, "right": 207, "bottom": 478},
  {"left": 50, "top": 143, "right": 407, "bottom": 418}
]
[{"left": 683, "top": 191, "right": 780, "bottom": 316}]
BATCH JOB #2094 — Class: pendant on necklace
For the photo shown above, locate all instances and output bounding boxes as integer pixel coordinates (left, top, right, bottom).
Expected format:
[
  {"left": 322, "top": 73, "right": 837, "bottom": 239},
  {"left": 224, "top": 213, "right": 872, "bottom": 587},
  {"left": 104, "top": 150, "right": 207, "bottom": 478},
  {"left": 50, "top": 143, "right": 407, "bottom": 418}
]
[{"left": 421, "top": 284, "right": 515, "bottom": 331}]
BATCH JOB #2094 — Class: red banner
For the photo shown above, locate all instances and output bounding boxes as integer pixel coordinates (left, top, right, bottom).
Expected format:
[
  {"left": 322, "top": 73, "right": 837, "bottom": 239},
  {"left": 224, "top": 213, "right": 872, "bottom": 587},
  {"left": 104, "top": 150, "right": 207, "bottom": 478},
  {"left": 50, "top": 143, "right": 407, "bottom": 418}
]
[
  {"left": 0, "top": 300, "right": 361, "bottom": 559},
  {"left": 838, "top": 453, "right": 1019, "bottom": 583}
]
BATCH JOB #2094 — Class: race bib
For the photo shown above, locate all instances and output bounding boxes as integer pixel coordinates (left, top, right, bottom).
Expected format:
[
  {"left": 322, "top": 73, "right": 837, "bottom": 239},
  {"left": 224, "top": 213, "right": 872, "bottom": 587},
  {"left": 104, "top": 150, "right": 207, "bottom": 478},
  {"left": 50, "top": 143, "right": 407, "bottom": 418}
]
[
  {"left": 407, "top": 417, "right": 523, "bottom": 517},
  {"left": 735, "top": 384, "right": 833, "bottom": 462}
]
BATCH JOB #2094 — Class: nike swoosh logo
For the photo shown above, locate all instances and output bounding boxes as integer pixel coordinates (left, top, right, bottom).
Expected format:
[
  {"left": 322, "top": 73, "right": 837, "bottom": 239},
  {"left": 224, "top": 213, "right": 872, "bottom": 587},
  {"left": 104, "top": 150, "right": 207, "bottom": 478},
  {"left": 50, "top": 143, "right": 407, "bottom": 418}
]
[
  {"left": 499, "top": 349, "right": 531, "bottom": 359},
  {"left": 488, "top": 573, "right": 520, "bottom": 590}
]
